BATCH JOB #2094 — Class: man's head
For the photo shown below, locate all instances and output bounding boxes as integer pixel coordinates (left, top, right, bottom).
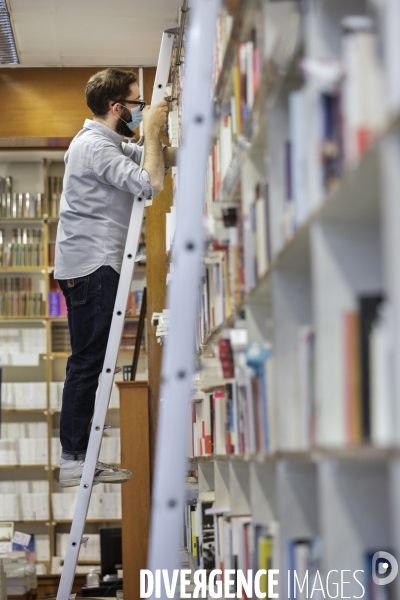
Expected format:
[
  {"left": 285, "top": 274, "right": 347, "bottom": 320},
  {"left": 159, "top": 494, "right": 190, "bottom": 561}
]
[{"left": 85, "top": 68, "right": 143, "bottom": 137}]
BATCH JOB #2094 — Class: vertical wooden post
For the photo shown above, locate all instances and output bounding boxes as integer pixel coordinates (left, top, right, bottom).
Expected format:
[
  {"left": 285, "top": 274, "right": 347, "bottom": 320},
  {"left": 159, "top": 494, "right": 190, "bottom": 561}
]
[
  {"left": 145, "top": 172, "right": 173, "bottom": 473},
  {"left": 143, "top": 64, "right": 174, "bottom": 474},
  {"left": 117, "top": 381, "right": 150, "bottom": 598}
]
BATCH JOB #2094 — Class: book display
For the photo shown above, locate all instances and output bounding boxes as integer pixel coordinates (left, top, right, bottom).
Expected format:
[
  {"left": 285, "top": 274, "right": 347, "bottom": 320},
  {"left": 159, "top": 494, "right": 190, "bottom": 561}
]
[
  {"left": 0, "top": 149, "right": 148, "bottom": 574},
  {"left": 161, "top": 0, "right": 400, "bottom": 595}
]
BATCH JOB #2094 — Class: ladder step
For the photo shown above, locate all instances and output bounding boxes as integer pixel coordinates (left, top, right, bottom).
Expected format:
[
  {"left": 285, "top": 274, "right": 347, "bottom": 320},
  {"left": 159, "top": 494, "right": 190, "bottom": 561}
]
[
  {"left": 104, "top": 424, "right": 111, "bottom": 430},
  {"left": 115, "top": 367, "right": 122, "bottom": 374},
  {"left": 80, "top": 537, "right": 89, "bottom": 544},
  {"left": 69, "top": 595, "right": 77, "bottom": 599},
  {"left": 125, "top": 309, "right": 132, "bottom": 316}
]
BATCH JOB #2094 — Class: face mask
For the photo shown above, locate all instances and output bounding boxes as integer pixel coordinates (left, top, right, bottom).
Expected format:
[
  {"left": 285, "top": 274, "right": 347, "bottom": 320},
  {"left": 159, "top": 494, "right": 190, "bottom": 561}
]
[{"left": 119, "top": 104, "right": 143, "bottom": 131}]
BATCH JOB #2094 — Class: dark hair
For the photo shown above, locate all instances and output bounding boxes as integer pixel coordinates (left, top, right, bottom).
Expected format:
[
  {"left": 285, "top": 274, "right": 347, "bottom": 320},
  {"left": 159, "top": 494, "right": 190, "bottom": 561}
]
[{"left": 85, "top": 68, "right": 138, "bottom": 117}]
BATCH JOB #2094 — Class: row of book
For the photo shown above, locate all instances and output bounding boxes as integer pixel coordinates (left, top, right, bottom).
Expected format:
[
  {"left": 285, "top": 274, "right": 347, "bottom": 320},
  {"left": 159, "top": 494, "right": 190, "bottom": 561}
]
[
  {"left": 0, "top": 192, "right": 44, "bottom": 219},
  {"left": 1, "top": 382, "right": 47, "bottom": 409},
  {"left": 0, "top": 276, "right": 45, "bottom": 317},
  {"left": 290, "top": 296, "right": 396, "bottom": 449},
  {"left": 184, "top": 502, "right": 389, "bottom": 600},
  {"left": 207, "top": 29, "right": 263, "bottom": 207},
  {"left": 184, "top": 496, "right": 279, "bottom": 590},
  {"left": 0, "top": 227, "right": 44, "bottom": 267},
  {"left": 190, "top": 340, "right": 274, "bottom": 456},
  {"left": 283, "top": 17, "right": 386, "bottom": 239},
  {"left": 0, "top": 494, "right": 49, "bottom": 521},
  {"left": 192, "top": 294, "right": 394, "bottom": 453},
  {"left": 0, "top": 328, "right": 46, "bottom": 353},
  {"left": 0, "top": 438, "right": 48, "bottom": 465},
  {"left": 198, "top": 249, "right": 232, "bottom": 345},
  {"left": 51, "top": 492, "right": 121, "bottom": 520},
  {"left": 1, "top": 422, "right": 47, "bottom": 438},
  {"left": 0, "top": 291, "right": 45, "bottom": 316},
  {"left": 197, "top": 193, "right": 269, "bottom": 349}
]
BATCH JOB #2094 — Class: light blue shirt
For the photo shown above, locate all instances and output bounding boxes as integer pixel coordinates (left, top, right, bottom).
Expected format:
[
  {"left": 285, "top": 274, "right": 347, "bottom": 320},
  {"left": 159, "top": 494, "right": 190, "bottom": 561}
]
[{"left": 54, "top": 119, "right": 158, "bottom": 279}]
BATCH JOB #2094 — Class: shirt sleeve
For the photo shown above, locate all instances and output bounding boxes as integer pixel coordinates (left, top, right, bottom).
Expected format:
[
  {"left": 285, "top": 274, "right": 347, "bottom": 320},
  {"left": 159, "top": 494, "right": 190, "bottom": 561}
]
[
  {"left": 121, "top": 142, "right": 144, "bottom": 165},
  {"left": 124, "top": 139, "right": 170, "bottom": 174},
  {"left": 92, "top": 141, "right": 158, "bottom": 200}
]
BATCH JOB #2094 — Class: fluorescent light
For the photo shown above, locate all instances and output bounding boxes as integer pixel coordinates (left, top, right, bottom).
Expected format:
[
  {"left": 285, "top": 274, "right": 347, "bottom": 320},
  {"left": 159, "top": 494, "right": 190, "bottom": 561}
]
[{"left": 0, "top": 0, "right": 18, "bottom": 65}]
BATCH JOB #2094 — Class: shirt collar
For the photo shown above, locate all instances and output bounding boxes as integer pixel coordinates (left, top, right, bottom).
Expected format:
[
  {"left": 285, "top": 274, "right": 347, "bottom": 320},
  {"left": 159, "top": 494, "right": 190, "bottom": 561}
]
[{"left": 83, "top": 119, "right": 122, "bottom": 145}]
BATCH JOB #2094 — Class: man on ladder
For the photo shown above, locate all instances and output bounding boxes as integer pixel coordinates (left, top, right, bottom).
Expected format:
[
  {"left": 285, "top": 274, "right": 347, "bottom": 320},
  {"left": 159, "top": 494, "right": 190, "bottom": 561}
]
[{"left": 54, "top": 67, "right": 174, "bottom": 487}]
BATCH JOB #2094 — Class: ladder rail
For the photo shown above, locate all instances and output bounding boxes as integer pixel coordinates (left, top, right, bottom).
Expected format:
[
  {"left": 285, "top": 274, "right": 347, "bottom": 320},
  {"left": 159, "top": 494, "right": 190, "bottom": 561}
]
[
  {"left": 147, "top": 0, "right": 221, "bottom": 593},
  {"left": 56, "top": 197, "right": 146, "bottom": 600},
  {"left": 56, "top": 30, "right": 175, "bottom": 600}
]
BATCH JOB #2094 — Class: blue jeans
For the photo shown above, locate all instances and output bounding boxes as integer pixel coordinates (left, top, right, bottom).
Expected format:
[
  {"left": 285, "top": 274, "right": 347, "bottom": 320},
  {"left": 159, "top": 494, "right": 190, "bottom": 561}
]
[{"left": 58, "top": 266, "right": 120, "bottom": 460}]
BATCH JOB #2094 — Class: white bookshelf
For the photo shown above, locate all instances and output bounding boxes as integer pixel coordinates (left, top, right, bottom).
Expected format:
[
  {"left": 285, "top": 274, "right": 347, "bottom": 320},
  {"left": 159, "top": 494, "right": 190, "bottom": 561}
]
[{"left": 162, "top": 0, "right": 400, "bottom": 596}]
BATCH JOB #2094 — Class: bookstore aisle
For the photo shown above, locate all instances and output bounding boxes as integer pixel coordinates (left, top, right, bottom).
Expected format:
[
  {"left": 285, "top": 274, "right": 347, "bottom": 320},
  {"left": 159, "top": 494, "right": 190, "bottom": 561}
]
[{"left": 162, "top": 0, "right": 400, "bottom": 598}]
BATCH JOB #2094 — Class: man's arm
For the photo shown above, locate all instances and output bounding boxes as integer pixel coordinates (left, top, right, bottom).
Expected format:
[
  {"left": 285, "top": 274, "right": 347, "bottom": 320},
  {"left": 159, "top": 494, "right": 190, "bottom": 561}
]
[
  {"left": 142, "top": 101, "right": 168, "bottom": 192},
  {"left": 163, "top": 147, "right": 178, "bottom": 168}
]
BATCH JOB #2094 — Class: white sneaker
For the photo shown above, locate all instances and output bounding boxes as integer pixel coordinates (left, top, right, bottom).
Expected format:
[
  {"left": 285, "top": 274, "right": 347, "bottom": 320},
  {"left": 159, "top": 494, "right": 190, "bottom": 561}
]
[{"left": 59, "top": 458, "right": 132, "bottom": 488}]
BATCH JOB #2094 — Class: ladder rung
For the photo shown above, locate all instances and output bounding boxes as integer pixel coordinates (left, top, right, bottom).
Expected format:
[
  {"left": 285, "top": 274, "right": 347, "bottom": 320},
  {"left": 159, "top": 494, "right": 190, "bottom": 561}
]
[
  {"left": 125, "top": 309, "right": 132, "bottom": 316},
  {"left": 69, "top": 595, "right": 77, "bottom": 599},
  {"left": 115, "top": 367, "right": 122, "bottom": 374},
  {"left": 104, "top": 424, "right": 111, "bottom": 430},
  {"left": 80, "top": 537, "right": 89, "bottom": 544}
]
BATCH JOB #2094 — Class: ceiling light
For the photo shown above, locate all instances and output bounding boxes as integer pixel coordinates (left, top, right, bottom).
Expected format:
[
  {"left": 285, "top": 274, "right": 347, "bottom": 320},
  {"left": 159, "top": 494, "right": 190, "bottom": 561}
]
[{"left": 0, "top": 0, "right": 18, "bottom": 64}]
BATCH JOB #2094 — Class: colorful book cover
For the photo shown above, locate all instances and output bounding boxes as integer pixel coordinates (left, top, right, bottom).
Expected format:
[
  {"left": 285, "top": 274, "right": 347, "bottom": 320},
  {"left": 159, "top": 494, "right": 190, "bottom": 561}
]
[{"left": 48, "top": 291, "right": 60, "bottom": 317}]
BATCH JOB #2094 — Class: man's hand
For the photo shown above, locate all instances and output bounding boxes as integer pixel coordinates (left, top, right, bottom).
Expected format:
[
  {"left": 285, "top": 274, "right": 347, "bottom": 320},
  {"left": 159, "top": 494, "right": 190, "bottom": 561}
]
[{"left": 143, "top": 100, "right": 168, "bottom": 133}]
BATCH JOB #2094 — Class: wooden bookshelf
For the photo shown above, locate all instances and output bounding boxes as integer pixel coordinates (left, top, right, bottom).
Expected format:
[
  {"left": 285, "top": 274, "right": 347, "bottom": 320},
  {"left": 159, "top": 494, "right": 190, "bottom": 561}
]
[{"left": 0, "top": 146, "right": 148, "bottom": 573}]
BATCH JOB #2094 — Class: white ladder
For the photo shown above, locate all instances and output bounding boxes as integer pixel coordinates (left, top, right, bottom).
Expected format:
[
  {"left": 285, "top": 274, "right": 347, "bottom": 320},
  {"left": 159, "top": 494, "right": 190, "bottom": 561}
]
[
  {"left": 56, "top": 31, "right": 175, "bottom": 600},
  {"left": 147, "top": 0, "right": 221, "bottom": 596}
]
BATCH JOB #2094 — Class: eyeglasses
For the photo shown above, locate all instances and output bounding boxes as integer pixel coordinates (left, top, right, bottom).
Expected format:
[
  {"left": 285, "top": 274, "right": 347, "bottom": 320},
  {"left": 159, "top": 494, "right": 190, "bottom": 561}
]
[{"left": 112, "top": 99, "right": 146, "bottom": 111}]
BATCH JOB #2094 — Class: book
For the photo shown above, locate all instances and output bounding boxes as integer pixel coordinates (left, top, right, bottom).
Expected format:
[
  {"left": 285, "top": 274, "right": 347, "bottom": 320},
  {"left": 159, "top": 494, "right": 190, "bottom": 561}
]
[
  {"left": 358, "top": 295, "right": 384, "bottom": 440},
  {"left": 344, "top": 311, "right": 362, "bottom": 445}
]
